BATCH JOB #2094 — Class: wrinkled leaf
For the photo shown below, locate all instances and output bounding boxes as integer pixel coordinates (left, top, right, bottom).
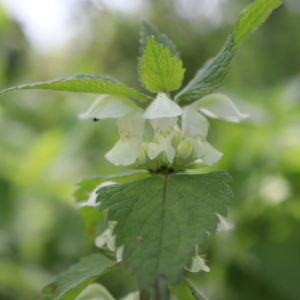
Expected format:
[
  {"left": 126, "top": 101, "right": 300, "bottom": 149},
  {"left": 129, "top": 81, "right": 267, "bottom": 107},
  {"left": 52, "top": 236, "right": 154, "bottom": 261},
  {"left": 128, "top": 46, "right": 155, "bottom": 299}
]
[
  {"left": 139, "top": 36, "right": 185, "bottom": 93},
  {"left": 97, "top": 171, "right": 232, "bottom": 299}
]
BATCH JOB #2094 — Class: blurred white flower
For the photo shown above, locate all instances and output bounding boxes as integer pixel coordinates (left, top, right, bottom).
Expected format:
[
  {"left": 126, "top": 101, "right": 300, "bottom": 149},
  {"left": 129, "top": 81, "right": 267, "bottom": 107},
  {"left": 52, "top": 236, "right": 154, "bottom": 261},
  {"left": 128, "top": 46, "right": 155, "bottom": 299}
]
[
  {"left": 216, "top": 214, "right": 235, "bottom": 232},
  {"left": 78, "top": 181, "right": 116, "bottom": 207},
  {"left": 80, "top": 94, "right": 145, "bottom": 166},
  {"left": 95, "top": 221, "right": 123, "bottom": 262},
  {"left": 185, "top": 248, "right": 210, "bottom": 273},
  {"left": 182, "top": 93, "right": 247, "bottom": 166}
]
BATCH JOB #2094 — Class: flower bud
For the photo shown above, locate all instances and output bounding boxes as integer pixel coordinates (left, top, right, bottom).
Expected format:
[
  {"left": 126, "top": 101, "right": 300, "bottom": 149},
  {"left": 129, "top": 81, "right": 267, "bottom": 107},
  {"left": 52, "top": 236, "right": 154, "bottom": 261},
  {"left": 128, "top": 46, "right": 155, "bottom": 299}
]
[
  {"left": 171, "top": 125, "right": 182, "bottom": 148},
  {"left": 176, "top": 138, "right": 195, "bottom": 163}
]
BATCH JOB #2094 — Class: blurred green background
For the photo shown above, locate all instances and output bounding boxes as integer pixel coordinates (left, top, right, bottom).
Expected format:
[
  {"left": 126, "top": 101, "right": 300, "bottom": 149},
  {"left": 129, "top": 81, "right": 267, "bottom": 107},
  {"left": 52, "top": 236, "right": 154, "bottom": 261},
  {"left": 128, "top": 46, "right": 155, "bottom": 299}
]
[{"left": 0, "top": 0, "right": 299, "bottom": 299}]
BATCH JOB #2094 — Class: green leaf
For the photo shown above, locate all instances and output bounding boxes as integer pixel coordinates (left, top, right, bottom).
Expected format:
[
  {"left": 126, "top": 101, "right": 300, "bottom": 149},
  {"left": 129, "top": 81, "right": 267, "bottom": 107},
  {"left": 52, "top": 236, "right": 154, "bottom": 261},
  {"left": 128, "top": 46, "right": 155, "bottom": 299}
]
[
  {"left": 78, "top": 206, "right": 105, "bottom": 245},
  {"left": 175, "top": 36, "right": 235, "bottom": 101},
  {"left": 0, "top": 74, "right": 151, "bottom": 102},
  {"left": 232, "top": 0, "right": 282, "bottom": 50},
  {"left": 170, "top": 280, "right": 208, "bottom": 300},
  {"left": 73, "top": 171, "right": 150, "bottom": 203},
  {"left": 41, "top": 254, "right": 115, "bottom": 300},
  {"left": 176, "top": 0, "right": 282, "bottom": 101},
  {"left": 97, "top": 171, "right": 232, "bottom": 299},
  {"left": 139, "top": 36, "right": 185, "bottom": 93},
  {"left": 140, "top": 20, "right": 178, "bottom": 56}
]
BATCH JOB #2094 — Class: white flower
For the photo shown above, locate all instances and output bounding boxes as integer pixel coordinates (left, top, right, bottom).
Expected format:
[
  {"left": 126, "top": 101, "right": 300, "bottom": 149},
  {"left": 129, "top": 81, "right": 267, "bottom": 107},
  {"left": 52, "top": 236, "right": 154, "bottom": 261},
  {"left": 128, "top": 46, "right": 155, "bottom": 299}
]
[
  {"left": 95, "top": 223, "right": 115, "bottom": 250},
  {"left": 78, "top": 181, "right": 116, "bottom": 207},
  {"left": 105, "top": 110, "right": 145, "bottom": 166},
  {"left": 95, "top": 221, "right": 124, "bottom": 262},
  {"left": 143, "top": 93, "right": 182, "bottom": 163},
  {"left": 216, "top": 214, "right": 235, "bottom": 232},
  {"left": 182, "top": 93, "right": 247, "bottom": 166},
  {"left": 80, "top": 92, "right": 247, "bottom": 169},
  {"left": 185, "top": 247, "right": 210, "bottom": 273},
  {"left": 95, "top": 222, "right": 123, "bottom": 262},
  {"left": 79, "top": 94, "right": 137, "bottom": 120},
  {"left": 80, "top": 94, "right": 145, "bottom": 166}
]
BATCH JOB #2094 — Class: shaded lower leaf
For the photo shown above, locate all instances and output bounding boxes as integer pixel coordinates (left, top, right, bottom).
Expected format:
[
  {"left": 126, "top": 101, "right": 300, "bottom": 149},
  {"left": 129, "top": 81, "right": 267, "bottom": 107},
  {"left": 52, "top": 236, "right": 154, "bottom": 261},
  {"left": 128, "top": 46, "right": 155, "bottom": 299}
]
[
  {"left": 78, "top": 206, "right": 105, "bottom": 245},
  {"left": 170, "top": 280, "right": 208, "bottom": 300},
  {"left": 97, "top": 171, "right": 232, "bottom": 299},
  {"left": 41, "top": 254, "right": 115, "bottom": 300}
]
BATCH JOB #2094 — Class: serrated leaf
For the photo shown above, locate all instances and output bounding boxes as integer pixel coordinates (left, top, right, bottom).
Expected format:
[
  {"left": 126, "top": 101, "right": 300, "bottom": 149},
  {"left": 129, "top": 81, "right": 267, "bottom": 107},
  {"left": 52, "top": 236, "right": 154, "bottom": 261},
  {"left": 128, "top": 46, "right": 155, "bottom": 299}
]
[
  {"left": 176, "top": 0, "right": 282, "bottom": 101},
  {"left": 140, "top": 20, "right": 178, "bottom": 56},
  {"left": 97, "top": 171, "right": 232, "bottom": 299},
  {"left": 41, "top": 254, "right": 115, "bottom": 300},
  {"left": 78, "top": 206, "right": 105, "bottom": 245},
  {"left": 73, "top": 171, "right": 150, "bottom": 203},
  {"left": 175, "top": 35, "right": 235, "bottom": 101},
  {"left": 232, "top": 0, "right": 282, "bottom": 50},
  {"left": 0, "top": 74, "right": 151, "bottom": 102},
  {"left": 139, "top": 36, "right": 185, "bottom": 93}
]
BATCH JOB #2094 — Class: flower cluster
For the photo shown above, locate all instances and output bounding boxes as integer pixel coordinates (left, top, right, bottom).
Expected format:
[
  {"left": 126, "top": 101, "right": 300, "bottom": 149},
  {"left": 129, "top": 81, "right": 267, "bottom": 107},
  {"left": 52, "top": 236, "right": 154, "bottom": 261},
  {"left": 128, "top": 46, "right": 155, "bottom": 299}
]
[{"left": 80, "top": 92, "right": 246, "bottom": 172}]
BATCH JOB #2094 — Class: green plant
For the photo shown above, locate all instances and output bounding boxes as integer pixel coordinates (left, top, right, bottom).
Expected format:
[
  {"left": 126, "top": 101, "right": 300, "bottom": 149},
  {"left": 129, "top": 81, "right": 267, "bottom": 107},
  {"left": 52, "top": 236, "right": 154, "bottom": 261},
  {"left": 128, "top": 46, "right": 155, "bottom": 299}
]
[{"left": 0, "top": 1, "right": 282, "bottom": 299}]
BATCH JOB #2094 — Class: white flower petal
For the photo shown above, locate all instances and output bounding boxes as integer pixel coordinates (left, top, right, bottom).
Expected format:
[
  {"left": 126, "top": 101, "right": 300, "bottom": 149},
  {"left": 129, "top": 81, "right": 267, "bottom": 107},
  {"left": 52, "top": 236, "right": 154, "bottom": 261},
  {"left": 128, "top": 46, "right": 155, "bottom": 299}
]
[
  {"left": 195, "top": 138, "right": 223, "bottom": 166},
  {"left": 78, "top": 181, "right": 116, "bottom": 207},
  {"left": 148, "top": 136, "right": 176, "bottom": 163},
  {"left": 117, "top": 109, "right": 145, "bottom": 140},
  {"left": 107, "top": 235, "right": 116, "bottom": 251},
  {"left": 185, "top": 255, "right": 210, "bottom": 273},
  {"left": 116, "top": 246, "right": 124, "bottom": 262},
  {"left": 182, "top": 106, "right": 209, "bottom": 139},
  {"left": 95, "top": 227, "right": 113, "bottom": 248},
  {"left": 147, "top": 142, "right": 163, "bottom": 160},
  {"left": 79, "top": 94, "right": 138, "bottom": 120},
  {"left": 143, "top": 93, "right": 182, "bottom": 119},
  {"left": 162, "top": 140, "right": 176, "bottom": 163},
  {"left": 149, "top": 116, "right": 177, "bottom": 131},
  {"left": 192, "top": 93, "right": 248, "bottom": 122},
  {"left": 105, "top": 137, "right": 142, "bottom": 166},
  {"left": 216, "top": 214, "right": 235, "bottom": 232}
]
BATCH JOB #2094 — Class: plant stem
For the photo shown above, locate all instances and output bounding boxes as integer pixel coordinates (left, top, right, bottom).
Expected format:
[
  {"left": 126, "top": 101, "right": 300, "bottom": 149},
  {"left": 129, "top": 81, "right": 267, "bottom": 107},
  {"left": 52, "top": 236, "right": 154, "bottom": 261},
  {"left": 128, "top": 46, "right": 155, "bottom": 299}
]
[{"left": 140, "top": 290, "right": 150, "bottom": 300}]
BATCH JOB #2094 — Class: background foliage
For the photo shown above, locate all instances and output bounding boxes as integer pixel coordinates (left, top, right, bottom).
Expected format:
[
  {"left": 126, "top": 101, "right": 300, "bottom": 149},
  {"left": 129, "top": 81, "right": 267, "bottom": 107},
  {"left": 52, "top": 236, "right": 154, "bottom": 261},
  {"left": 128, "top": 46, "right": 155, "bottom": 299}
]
[{"left": 0, "top": 0, "right": 299, "bottom": 299}]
